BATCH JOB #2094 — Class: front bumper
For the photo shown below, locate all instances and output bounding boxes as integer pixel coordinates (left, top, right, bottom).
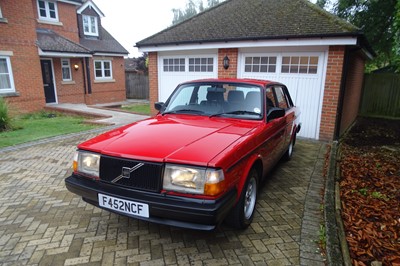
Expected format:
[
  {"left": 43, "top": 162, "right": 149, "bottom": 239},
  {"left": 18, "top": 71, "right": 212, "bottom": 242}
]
[{"left": 65, "top": 174, "right": 237, "bottom": 231}]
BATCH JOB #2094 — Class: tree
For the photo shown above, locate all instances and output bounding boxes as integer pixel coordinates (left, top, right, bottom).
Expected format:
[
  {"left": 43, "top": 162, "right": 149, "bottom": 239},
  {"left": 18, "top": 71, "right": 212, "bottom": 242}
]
[
  {"left": 317, "top": 0, "right": 399, "bottom": 71},
  {"left": 172, "top": 0, "right": 223, "bottom": 25}
]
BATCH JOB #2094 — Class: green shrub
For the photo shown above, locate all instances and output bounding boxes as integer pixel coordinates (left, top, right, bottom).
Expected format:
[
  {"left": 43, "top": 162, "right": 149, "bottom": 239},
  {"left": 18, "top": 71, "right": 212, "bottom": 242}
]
[{"left": 0, "top": 97, "right": 12, "bottom": 131}]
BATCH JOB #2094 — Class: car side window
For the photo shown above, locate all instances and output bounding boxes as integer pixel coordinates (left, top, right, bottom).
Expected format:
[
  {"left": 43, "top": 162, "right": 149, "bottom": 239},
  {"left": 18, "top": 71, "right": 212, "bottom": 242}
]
[
  {"left": 274, "top": 86, "right": 289, "bottom": 109},
  {"left": 265, "top": 87, "right": 277, "bottom": 109}
]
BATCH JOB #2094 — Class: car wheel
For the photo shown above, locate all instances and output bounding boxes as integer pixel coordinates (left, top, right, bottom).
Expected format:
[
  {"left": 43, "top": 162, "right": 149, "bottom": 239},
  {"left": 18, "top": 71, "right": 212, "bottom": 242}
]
[
  {"left": 283, "top": 135, "right": 296, "bottom": 161},
  {"left": 225, "top": 169, "right": 258, "bottom": 229}
]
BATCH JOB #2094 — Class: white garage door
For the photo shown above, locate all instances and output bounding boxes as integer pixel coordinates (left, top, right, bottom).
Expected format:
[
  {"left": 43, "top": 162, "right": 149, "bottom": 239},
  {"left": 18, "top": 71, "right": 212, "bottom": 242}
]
[
  {"left": 239, "top": 52, "right": 326, "bottom": 139},
  {"left": 158, "top": 53, "right": 218, "bottom": 102}
]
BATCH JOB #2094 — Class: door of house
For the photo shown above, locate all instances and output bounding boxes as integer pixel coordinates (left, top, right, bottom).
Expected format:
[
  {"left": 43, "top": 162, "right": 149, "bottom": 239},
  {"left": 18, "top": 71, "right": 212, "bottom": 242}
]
[{"left": 40, "top": 59, "right": 56, "bottom": 103}]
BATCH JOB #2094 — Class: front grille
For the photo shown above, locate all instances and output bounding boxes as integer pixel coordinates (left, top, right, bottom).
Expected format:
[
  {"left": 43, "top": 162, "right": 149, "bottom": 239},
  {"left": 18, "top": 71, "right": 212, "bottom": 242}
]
[{"left": 100, "top": 155, "right": 163, "bottom": 193}]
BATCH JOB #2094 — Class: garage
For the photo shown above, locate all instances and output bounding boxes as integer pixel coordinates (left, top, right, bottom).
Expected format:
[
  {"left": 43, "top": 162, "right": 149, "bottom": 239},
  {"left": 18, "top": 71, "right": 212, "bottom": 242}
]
[
  {"left": 158, "top": 52, "right": 218, "bottom": 102},
  {"left": 238, "top": 51, "right": 327, "bottom": 139},
  {"left": 138, "top": 0, "right": 373, "bottom": 141}
]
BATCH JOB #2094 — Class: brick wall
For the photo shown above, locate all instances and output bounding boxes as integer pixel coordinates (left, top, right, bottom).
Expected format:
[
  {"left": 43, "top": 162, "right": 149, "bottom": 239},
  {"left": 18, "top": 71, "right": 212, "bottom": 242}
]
[
  {"left": 84, "top": 57, "right": 126, "bottom": 105},
  {"left": 33, "top": 0, "right": 79, "bottom": 42},
  {"left": 339, "top": 51, "right": 365, "bottom": 135},
  {"left": 148, "top": 52, "right": 158, "bottom": 115},
  {"left": 53, "top": 58, "right": 85, "bottom": 104},
  {"left": 218, "top": 48, "right": 238, "bottom": 78},
  {"left": 0, "top": 0, "right": 44, "bottom": 113},
  {"left": 319, "top": 46, "right": 345, "bottom": 141}
]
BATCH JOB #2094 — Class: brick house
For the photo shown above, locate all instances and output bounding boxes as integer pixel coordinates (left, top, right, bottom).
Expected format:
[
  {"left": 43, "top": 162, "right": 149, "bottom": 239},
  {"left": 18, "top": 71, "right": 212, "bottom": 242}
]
[
  {"left": 0, "top": 0, "right": 128, "bottom": 113},
  {"left": 136, "top": 0, "right": 374, "bottom": 141}
]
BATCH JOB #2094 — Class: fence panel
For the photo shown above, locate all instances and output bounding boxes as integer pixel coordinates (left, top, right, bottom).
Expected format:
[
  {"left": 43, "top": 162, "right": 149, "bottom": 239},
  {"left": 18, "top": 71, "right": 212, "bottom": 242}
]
[
  {"left": 360, "top": 73, "right": 400, "bottom": 118},
  {"left": 125, "top": 72, "right": 149, "bottom": 99}
]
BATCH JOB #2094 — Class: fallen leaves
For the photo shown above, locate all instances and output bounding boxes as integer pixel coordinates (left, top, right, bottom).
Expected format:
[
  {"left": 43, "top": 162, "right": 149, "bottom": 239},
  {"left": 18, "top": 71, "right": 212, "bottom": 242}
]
[{"left": 339, "top": 118, "right": 400, "bottom": 266}]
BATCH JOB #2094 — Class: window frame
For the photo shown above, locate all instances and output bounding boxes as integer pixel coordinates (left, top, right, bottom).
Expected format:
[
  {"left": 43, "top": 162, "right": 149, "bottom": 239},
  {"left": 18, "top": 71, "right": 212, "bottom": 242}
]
[
  {"left": 163, "top": 58, "right": 185, "bottom": 72},
  {"left": 61, "top": 58, "right": 72, "bottom": 82},
  {"left": 188, "top": 57, "right": 214, "bottom": 73},
  {"left": 83, "top": 15, "right": 99, "bottom": 36},
  {"left": 244, "top": 56, "right": 277, "bottom": 73},
  {"left": 281, "top": 56, "right": 319, "bottom": 74},
  {"left": 37, "top": 0, "right": 59, "bottom": 22},
  {"left": 0, "top": 56, "right": 16, "bottom": 94},
  {"left": 94, "top": 60, "right": 113, "bottom": 80}
]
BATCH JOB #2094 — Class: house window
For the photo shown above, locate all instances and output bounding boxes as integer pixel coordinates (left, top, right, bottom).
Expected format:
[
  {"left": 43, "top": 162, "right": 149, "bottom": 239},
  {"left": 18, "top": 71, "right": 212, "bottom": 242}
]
[
  {"left": 281, "top": 56, "right": 319, "bottom": 74},
  {"left": 0, "top": 57, "right": 15, "bottom": 93},
  {"left": 61, "top": 59, "right": 72, "bottom": 81},
  {"left": 189, "top": 58, "right": 214, "bottom": 72},
  {"left": 244, "top": 56, "right": 277, "bottom": 73},
  {"left": 94, "top": 60, "right": 112, "bottom": 79},
  {"left": 83, "top": 15, "right": 98, "bottom": 36},
  {"left": 163, "top": 58, "right": 185, "bottom": 72},
  {"left": 37, "top": 0, "right": 58, "bottom": 21}
]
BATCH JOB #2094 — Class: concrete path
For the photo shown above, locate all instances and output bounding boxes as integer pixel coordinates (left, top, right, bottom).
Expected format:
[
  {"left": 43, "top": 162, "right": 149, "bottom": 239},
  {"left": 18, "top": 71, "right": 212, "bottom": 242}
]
[
  {"left": 46, "top": 101, "right": 149, "bottom": 126},
  {"left": 0, "top": 127, "right": 327, "bottom": 265}
]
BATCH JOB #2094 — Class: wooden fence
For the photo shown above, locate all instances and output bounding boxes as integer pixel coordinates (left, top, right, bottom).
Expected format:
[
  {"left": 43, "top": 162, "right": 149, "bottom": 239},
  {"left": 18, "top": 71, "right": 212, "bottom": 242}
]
[
  {"left": 360, "top": 73, "right": 400, "bottom": 118},
  {"left": 125, "top": 71, "right": 149, "bottom": 99}
]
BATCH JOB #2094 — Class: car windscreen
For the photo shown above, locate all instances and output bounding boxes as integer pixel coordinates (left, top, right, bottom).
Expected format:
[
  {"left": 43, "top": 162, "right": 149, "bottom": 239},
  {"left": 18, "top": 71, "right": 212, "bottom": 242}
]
[{"left": 163, "top": 82, "right": 263, "bottom": 119}]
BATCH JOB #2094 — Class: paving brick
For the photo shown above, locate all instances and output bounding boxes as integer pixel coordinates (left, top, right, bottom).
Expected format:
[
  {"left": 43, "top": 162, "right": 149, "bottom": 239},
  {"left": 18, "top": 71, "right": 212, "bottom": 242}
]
[{"left": 0, "top": 134, "right": 327, "bottom": 265}]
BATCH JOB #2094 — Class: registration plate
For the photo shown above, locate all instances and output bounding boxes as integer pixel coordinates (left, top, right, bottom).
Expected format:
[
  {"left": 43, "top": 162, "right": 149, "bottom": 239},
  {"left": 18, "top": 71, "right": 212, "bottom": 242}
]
[{"left": 98, "top": 193, "right": 149, "bottom": 218}]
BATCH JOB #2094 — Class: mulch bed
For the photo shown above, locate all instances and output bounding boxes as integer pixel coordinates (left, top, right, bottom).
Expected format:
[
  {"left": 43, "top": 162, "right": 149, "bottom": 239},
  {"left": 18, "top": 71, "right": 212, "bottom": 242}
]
[{"left": 339, "top": 117, "right": 400, "bottom": 266}]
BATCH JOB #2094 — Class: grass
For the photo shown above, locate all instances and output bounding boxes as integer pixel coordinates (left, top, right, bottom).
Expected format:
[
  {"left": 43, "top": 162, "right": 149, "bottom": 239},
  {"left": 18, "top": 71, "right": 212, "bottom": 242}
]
[
  {"left": 0, "top": 112, "right": 100, "bottom": 148},
  {"left": 120, "top": 104, "right": 150, "bottom": 115}
]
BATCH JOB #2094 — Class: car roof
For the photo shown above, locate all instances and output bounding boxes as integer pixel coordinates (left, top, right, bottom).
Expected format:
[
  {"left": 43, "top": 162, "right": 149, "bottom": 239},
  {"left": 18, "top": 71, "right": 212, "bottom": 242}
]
[{"left": 180, "top": 78, "right": 282, "bottom": 87}]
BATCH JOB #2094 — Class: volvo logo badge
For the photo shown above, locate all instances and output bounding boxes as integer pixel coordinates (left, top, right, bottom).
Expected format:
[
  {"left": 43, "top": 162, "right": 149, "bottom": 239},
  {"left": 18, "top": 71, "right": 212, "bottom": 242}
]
[{"left": 111, "top": 163, "right": 144, "bottom": 183}]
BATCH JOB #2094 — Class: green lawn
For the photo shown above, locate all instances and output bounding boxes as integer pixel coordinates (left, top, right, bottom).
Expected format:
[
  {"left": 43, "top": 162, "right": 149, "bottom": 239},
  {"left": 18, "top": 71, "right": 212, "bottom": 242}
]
[
  {"left": 0, "top": 112, "right": 100, "bottom": 148},
  {"left": 120, "top": 104, "right": 150, "bottom": 115}
]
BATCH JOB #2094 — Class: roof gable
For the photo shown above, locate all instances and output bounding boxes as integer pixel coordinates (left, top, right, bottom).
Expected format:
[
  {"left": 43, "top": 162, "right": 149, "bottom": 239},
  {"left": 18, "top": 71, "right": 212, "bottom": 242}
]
[
  {"left": 77, "top": 0, "right": 104, "bottom": 18},
  {"left": 137, "top": 0, "right": 361, "bottom": 47}
]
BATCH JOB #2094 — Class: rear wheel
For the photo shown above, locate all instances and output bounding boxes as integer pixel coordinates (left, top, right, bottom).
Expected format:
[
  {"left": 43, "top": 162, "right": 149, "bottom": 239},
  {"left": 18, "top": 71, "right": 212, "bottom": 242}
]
[
  {"left": 225, "top": 168, "right": 258, "bottom": 229},
  {"left": 283, "top": 134, "right": 296, "bottom": 161}
]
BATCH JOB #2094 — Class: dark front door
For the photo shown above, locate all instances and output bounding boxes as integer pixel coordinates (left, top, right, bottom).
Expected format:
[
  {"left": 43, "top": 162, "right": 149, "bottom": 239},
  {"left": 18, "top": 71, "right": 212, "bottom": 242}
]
[{"left": 40, "top": 59, "right": 56, "bottom": 103}]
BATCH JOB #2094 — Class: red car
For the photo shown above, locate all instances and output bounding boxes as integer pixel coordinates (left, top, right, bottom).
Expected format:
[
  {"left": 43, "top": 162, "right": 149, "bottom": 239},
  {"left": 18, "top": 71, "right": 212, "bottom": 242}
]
[{"left": 65, "top": 78, "right": 301, "bottom": 230}]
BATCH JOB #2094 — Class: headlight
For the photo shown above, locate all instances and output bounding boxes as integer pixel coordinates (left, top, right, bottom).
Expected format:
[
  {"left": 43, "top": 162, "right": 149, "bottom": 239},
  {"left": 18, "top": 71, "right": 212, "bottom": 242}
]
[
  {"left": 163, "top": 164, "right": 225, "bottom": 196},
  {"left": 73, "top": 151, "right": 100, "bottom": 178}
]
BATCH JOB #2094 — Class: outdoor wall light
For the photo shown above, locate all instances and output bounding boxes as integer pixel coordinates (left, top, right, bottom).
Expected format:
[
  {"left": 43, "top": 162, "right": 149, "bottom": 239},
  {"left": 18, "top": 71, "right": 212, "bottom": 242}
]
[
  {"left": 74, "top": 64, "right": 79, "bottom": 71},
  {"left": 223, "top": 55, "right": 230, "bottom": 70}
]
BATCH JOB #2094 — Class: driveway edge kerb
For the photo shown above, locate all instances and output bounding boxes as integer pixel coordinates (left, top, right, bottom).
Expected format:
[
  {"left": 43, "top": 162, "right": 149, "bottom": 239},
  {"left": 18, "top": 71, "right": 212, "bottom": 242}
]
[
  {"left": 0, "top": 126, "right": 113, "bottom": 153},
  {"left": 324, "top": 140, "right": 346, "bottom": 265}
]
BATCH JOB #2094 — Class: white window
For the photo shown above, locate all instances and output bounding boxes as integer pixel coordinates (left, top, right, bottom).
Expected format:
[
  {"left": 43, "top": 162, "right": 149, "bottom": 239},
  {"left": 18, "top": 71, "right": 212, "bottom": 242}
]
[
  {"left": 0, "top": 57, "right": 15, "bottom": 93},
  {"left": 188, "top": 58, "right": 214, "bottom": 72},
  {"left": 244, "top": 56, "right": 277, "bottom": 73},
  {"left": 281, "top": 56, "right": 319, "bottom": 74},
  {"left": 61, "top": 59, "right": 72, "bottom": 81},
  {"left": 83, "top": 15, "right": 98, "bottom": 36},
  {"left": 94, "top": 60, "right": 112, "bottom": 79},
  {"left": 163, "top": 58, "right": 185, "bottom": 72},
  {"left": 37, "top": 0, "right": 58, "bottom": 21}
]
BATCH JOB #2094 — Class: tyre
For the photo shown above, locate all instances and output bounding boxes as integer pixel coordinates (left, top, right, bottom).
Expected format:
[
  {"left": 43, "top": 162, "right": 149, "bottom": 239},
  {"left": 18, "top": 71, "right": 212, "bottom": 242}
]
[
  {"left": 283, "top": 134, "right": 296, "bottom": 161},
  {"left": 225, "top": 168, "right": 258, "bottom": 229}
]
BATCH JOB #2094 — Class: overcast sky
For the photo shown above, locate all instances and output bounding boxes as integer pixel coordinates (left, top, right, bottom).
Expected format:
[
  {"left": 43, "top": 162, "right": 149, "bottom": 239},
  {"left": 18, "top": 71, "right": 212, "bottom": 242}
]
[
  {"left": 94, "top": 0, "right": 189, "bottom": 58},
  {"left": 94, "top": 0, "right": 317, "bottom": 58}
]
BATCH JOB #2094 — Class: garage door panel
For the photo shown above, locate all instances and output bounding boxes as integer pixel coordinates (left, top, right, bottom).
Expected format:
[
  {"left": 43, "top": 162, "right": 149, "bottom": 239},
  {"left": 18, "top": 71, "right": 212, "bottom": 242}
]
[
  {"left": 158, "top": 54, "right": 218, "bottom": 102},
  {"left": 239, "top": 52, "right": 326, "bottom": 139}
]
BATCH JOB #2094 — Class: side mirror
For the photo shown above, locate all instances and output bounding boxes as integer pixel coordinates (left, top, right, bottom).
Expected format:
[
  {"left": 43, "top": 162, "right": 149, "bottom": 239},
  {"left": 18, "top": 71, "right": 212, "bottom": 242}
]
[
  {"left": 154, "top": 102, "right": 164, "bottom": 111},
  {"left": 267, "top": 108, "right": 285, "bottom": 122}
]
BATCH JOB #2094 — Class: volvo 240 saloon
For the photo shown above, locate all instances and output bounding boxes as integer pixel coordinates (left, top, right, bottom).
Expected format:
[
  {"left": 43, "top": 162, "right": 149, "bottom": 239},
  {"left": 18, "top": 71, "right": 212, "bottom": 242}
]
[{"left": 65, "top": 78, "right": 301, "bottom": 230}]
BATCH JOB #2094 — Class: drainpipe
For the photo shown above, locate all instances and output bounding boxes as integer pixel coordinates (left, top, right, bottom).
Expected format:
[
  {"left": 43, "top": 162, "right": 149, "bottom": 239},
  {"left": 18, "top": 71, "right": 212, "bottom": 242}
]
[
  {"left": 334, "top": 46, "right": 350, "bottom": 140},
  {"left": 85, "top": 57, "right": 92, "bottom": 94},
  {"left": 81, "top": 58, "right": 87, "bottom": 94}
]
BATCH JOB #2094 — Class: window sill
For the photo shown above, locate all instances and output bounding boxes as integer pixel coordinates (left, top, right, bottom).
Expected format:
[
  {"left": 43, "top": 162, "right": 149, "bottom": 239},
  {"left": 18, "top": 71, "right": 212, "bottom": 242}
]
[
  {"left": 0, "top": 18, "right": 8, "bottom": 24},
  {"left": 37, "top": 19, "right": 63, "bottom": 26},
  {"left": 61, "top": 80, "right": 76, "bottom": 85},
  {"left": 0, "top": 91, "right": 19, "bottom": 97},
  {"left": 94, "top": 79, "right": 115, "bottom": 83}
]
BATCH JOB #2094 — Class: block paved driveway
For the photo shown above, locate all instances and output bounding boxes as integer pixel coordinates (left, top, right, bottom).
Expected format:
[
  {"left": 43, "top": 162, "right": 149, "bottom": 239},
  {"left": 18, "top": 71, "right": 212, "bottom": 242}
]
[{"left": 0, "top": 130, "right": 327, "bottom": 266}]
